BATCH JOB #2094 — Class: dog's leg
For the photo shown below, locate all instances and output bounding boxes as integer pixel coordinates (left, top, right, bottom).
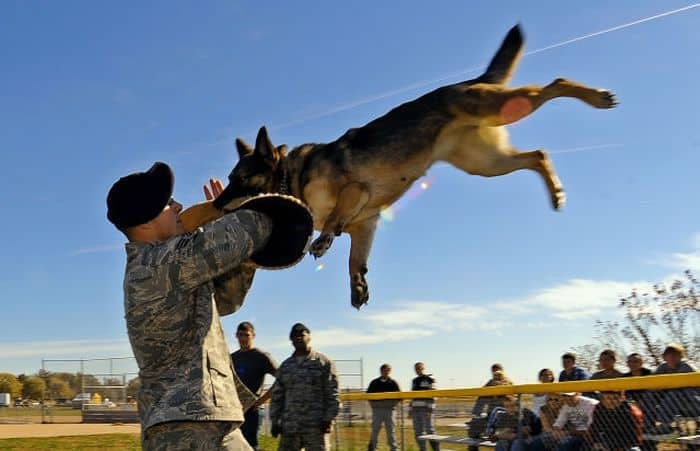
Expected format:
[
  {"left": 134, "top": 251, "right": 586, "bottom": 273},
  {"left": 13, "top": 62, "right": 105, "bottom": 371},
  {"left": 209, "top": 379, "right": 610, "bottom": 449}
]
[
  {"left": 462, "top": 78, "right": 617, "bottom": 126},
  {"left": 446, "top": 138, "right": 565, "bottom": 209},
  {"left": 309, "top": 182, "right": 370, "bottom": 259},
  {"left": 346, "top": 215, "right": 379, "bottom": 309}
]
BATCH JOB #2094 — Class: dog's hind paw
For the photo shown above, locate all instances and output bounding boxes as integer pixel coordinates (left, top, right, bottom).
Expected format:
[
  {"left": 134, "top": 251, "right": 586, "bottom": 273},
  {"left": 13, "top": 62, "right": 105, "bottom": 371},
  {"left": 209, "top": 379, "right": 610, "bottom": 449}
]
[
  {"left": 309, "top": 233, "right": 333, "bottom": 258},
  {"left": 351, "top": 273, "right": 369, "bottom": 309},
  {"left": 552, "top": 188, "right": 566, "bottom": 210},
  {"left": 594, "top": 89, "right": 618, "bottom": 109}
]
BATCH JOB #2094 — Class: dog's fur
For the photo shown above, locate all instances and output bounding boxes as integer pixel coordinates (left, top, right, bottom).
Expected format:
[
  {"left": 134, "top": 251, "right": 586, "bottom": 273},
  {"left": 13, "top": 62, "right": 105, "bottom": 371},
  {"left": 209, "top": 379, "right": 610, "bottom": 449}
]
[{"left": 214, "top": 24, "right": 617, "bottom": 309}]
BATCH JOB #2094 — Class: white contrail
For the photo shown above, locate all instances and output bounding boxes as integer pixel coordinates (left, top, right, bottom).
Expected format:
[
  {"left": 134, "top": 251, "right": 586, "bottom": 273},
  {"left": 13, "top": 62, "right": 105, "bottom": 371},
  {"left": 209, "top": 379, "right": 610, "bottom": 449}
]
[
  {"left": 268, "top": 3, "right": 700, "bottom": 132},
  {"left": 550, "top": 143, "right": 625, "bottom": 155}
]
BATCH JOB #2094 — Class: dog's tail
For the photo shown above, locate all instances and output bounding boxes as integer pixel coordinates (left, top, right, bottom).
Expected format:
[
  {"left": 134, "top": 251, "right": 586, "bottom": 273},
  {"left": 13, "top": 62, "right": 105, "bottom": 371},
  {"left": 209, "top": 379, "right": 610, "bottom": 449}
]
[{"left": 477, "top": 24, "right": 524, "bottom": 85}]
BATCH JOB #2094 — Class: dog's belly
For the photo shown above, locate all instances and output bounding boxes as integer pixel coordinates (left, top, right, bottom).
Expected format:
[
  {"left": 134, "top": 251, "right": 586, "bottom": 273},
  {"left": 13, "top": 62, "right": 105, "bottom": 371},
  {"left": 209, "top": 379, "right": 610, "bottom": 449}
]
[{"left": 303, "top": 179, "right": 337, "bottom": 229}]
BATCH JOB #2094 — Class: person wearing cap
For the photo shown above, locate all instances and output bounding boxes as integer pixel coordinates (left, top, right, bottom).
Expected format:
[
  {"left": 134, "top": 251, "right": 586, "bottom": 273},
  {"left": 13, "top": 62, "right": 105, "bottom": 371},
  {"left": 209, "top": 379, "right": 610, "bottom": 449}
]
[
  {"left": 652, "top": 343, "right": 699, "bottom": 426},
  {"left": 552, "top": 392, "right": 598, "bottom": 451},
  {"left": 106, "top": 163, "right": 310, "bottom": 450},
  {"left": 410, "top": 362, "right": 439, "bottom": 451},
  {"left": 269, "top": 323, "right": 339, "bottom": 451},
  {"left": 366, "top": 363, "right": 401, "bottom": 451},
  {"left": 231, "top": 321, "right": 279, "bottom": 451}
]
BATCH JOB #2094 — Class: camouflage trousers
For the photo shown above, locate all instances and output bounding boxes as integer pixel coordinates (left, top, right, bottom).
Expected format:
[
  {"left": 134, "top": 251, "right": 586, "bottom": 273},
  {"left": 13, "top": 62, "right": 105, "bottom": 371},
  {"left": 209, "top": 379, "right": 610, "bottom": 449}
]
[
  {"left": 142, "top": 420, "right": 252, "bottom": 451},
  {"left": 278, "top": 429, "right": 330, "bottom": 451}
]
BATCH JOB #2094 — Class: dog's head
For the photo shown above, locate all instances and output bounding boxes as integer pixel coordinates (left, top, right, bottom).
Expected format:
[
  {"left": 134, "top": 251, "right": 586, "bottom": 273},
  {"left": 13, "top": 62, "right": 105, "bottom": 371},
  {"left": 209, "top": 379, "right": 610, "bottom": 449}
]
[{"left": 213, "top": 126, "right": 288, "bottom": 210}]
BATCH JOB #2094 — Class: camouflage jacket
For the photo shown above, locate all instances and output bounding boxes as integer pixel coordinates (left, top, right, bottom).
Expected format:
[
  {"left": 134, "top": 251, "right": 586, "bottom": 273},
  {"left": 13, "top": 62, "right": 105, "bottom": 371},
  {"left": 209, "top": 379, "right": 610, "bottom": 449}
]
[
  {"left": 269, "top": 349, "right": 339, "bottom": 433},
  {"left": 123, "top": 210, "right": 271, "bottom": 431}
]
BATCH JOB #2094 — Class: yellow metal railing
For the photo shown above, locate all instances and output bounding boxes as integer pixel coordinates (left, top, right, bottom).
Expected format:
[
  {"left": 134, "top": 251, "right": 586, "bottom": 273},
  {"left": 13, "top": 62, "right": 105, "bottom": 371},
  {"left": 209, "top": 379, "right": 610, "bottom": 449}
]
[{"left": 340, "top": 372, "right": 700, "bottom": 401}]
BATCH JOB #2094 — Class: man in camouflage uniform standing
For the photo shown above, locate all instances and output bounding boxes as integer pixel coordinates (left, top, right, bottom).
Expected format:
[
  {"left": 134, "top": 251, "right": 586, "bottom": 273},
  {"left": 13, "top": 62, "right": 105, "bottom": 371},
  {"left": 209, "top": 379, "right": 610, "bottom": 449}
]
[
  {"left": 269, "top": 323, "right": 339, "bottom": 451},
  {"left": 107, "top": 163, "right": 305, "bottom": 450}
]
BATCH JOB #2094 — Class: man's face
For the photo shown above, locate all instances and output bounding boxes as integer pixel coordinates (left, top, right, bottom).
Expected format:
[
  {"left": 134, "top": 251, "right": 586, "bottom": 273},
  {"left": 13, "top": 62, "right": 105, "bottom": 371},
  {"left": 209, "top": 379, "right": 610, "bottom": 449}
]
[
  {"left": 149, "top": 198, "right": 184, "bottom": 240},
  {"left": 598, "top": 353, "right": 615, "bottom": 371},
  {"left": 291, "top": 330, "right": 311, "bottom": 351},
  {"left": 415, "top": 363, "right": 424, "bottom": 376},
  {"left": 381, "top": 366, "right": 391, "bottom": 378},
  {"left": 601, "top": 392, "right": 622, "bottom": 409},
  {"left": 562, "top": 357, "right": 575, "bottom": 370},
  {"left": 236, "top": 329, "right": 254, "bottom": 348},
  {"left": 626, "top": 356, "right": 643, "bottom": 372},
  {"left": 562, "top": 394, "right": 579, "bottom": 406},
  {"left": 504, "top": 398, "right": 517, "bottom": 413},
  {"left": 663, "top": 351, "right": 681, "bottom": 368}
]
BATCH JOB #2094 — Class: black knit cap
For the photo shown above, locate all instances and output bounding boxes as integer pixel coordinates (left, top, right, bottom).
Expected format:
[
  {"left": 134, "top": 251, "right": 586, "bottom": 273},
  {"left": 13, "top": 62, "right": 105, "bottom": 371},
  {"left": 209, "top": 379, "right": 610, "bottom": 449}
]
[
  {"left": 289, "top": 322, "right": 310, "bottom": 338},
  {"left": 106, "top": 162, "right": 174, "bottom": 230}
]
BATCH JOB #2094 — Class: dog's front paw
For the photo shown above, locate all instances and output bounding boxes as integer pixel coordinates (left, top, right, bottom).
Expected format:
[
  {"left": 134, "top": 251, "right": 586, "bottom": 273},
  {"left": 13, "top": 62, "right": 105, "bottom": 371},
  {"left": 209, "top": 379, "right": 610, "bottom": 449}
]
[
  {"left": 593, "top": 89, "right": 618, "bottom": 109},
  {"left": 350, "top": 273, "right": 369, "bottom": 309},
  {"left": 309, "top": 233, "right": 334, "bottom": 258}
]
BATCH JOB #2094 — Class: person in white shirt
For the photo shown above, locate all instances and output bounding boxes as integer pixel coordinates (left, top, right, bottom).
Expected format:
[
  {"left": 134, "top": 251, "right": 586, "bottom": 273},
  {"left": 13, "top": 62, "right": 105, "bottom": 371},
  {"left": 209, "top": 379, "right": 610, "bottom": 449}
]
[{"left": 552, "top": 392, "right": 599, "bottom": 451}]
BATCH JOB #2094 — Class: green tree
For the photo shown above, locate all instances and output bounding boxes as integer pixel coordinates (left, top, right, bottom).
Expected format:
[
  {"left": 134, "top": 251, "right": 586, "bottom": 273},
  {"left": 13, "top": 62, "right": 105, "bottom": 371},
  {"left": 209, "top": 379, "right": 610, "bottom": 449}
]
[
  {"left": 47, "top": 377, "right": 72, "bottom": 399},
  {"left": 21, "top": 376, "right": 45, "bottom": 400},
  {"left": 126, "top": 377, "right": 140, "bottom": 398},
  {"left": 0, "top": 373, "right": 22, "bottom": 399}
]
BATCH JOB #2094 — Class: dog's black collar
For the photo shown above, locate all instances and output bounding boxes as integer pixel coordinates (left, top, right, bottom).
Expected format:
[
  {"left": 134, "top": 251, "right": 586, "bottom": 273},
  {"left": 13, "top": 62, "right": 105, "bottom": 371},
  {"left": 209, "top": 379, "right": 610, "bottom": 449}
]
[{"left": 279, "top": 158, "right": 290, "bottom": 195}]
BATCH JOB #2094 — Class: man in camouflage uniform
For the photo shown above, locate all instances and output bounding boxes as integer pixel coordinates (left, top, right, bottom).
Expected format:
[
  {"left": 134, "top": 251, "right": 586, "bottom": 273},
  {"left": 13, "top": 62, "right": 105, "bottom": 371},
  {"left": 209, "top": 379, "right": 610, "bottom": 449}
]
[
  {"left": 106, "top": 163, "right": 282, "bottom": 450},
  {"left": 269, "top": 323, "right": 339, "bottom": 451}
]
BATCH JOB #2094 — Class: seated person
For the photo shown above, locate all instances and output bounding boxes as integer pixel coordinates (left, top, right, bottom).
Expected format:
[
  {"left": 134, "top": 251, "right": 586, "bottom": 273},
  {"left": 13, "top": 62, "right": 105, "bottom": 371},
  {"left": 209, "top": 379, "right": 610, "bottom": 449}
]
[
  {"left": 590, "top": 350, "right": 624, "bottom": 380},
  {"left": 469, "top": 368, "right": 514, "bottom": 451},
  {"left": 523, "top": 394, "right": 562, "bottom": 451},
  {"left": 589, "top": 391, "right": 643, "bottom": 451},
  {"left": 652, "top": 344, "right": 699, "bottom": 426},
  {"left": 490, "top": 396, "right": 540, "bottom": 451},
  {"left": 532, "top": 369, "right": 556, "bottom": 418},
  {"left": 552, "top": 392, "right": 598, "bottom": 451}
]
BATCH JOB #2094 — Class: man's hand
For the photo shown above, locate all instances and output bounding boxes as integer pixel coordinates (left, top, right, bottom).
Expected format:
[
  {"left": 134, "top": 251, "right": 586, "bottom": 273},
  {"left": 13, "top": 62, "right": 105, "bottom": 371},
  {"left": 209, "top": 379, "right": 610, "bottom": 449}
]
[
  {"left": 271, "top": 423, "right": 281, "bottom": 438},
  {"left": 204, "top": 178, "right": 224, "bottom": 201},
  {"left": 320, "top": 421, "right": 332, "bottom": 433}
]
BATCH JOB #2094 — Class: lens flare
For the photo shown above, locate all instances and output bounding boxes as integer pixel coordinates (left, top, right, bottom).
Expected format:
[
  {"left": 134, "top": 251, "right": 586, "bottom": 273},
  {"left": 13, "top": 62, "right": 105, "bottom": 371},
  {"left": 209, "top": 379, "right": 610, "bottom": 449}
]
[
  {"left": 315, "top": 263, "right": 325, "bottom": 272},
  {"left": 378, "top": 177, "right": 433, "bottom": 226},
  {"left": 379, "top": 206, "right": 395, "bottom": 222}
]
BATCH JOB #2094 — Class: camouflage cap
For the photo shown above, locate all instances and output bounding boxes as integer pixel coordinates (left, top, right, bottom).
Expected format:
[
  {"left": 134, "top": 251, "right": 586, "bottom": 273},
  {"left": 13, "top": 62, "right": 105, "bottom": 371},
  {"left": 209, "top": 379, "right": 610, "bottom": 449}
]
[
  {"left": 289, "top": 322, "right": 310, "bottom": 338},
  {"left": 107, "top": 161, "right": 174, "bottom": 230}
]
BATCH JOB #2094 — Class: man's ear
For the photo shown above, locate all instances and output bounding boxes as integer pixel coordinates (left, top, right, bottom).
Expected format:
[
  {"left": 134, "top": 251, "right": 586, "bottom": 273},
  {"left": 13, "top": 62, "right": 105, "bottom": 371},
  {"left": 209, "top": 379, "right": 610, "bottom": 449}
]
[
  {"left": 236, "top": 138, "right": 254, "bottom": 160},
  {"left": 254, "top": 126, "right": 280, "bottom": 168}
]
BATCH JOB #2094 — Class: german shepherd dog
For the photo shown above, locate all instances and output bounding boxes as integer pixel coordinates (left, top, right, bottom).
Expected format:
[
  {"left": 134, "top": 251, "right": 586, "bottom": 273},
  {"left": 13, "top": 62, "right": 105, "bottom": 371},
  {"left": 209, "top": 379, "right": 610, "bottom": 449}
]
[{"left": 211, "top": 24, "right": 617, "bottom": 309}]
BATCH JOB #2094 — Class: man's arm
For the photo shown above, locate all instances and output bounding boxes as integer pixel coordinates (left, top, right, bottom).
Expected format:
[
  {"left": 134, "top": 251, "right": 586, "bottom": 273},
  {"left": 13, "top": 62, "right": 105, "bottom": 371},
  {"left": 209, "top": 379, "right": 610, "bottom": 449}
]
[
  {"left": 269, "top": 377, "right": 284, "bottom": 438},
  {"left": 164, "top": 209, "right": 272, "bottom": 292},
  {"left": 251, "top": 352, "right": 280, "bottom": 408},
  {"left": 323, "top": 359, "right": 340, "bottom": 425},
  {"left": 213, "top": 262, "right": 257, "bottom": 316},
  {"left": 200, "top": 179, "right": 262, "bottom": 315}
]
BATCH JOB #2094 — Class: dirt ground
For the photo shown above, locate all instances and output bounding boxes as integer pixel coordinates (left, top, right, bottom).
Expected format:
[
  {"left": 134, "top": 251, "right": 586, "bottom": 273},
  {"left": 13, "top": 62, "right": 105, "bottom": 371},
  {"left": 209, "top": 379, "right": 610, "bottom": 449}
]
[{"left": 0, "top": 423, "right": 140, "bottom": 439}]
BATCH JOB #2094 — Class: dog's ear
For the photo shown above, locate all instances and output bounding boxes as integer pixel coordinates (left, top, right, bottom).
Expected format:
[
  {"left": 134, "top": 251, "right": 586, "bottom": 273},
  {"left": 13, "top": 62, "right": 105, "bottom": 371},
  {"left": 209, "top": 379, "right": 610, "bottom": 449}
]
[
  {"left": 254, "top": 126, "right": 280, "bottom": 168},
  {"left": 235, "top": 138, "right": 254, "bottom": 160}
]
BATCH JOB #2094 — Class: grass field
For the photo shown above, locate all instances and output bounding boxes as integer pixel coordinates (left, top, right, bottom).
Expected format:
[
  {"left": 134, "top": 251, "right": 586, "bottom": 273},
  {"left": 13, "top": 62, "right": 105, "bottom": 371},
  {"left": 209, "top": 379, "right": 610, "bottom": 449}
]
[{"left": 0, "top": 427, "right": 427, "bottom": 450}]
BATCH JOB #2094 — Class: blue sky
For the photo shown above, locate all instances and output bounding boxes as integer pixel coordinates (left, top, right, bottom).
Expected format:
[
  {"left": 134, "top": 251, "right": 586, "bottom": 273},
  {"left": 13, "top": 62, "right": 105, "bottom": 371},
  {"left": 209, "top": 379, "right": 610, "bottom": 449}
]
[{"left": 1, "top": 1, "right": 699, "bottom": 389}]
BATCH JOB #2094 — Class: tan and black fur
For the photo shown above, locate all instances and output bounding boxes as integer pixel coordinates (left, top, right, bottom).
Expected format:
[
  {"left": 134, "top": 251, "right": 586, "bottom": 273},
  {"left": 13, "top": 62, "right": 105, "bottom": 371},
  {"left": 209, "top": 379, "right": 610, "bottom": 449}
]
[{"left": 212, "top": 24, "right": 617, "bottom": 309}]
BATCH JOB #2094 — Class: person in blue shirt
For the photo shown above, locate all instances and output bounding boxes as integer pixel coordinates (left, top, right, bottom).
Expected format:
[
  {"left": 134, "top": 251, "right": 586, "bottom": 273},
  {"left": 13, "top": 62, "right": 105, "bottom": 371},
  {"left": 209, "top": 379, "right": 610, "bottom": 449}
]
[{"left": 558, "top": 353, "right": 590, "bottom": 382}]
